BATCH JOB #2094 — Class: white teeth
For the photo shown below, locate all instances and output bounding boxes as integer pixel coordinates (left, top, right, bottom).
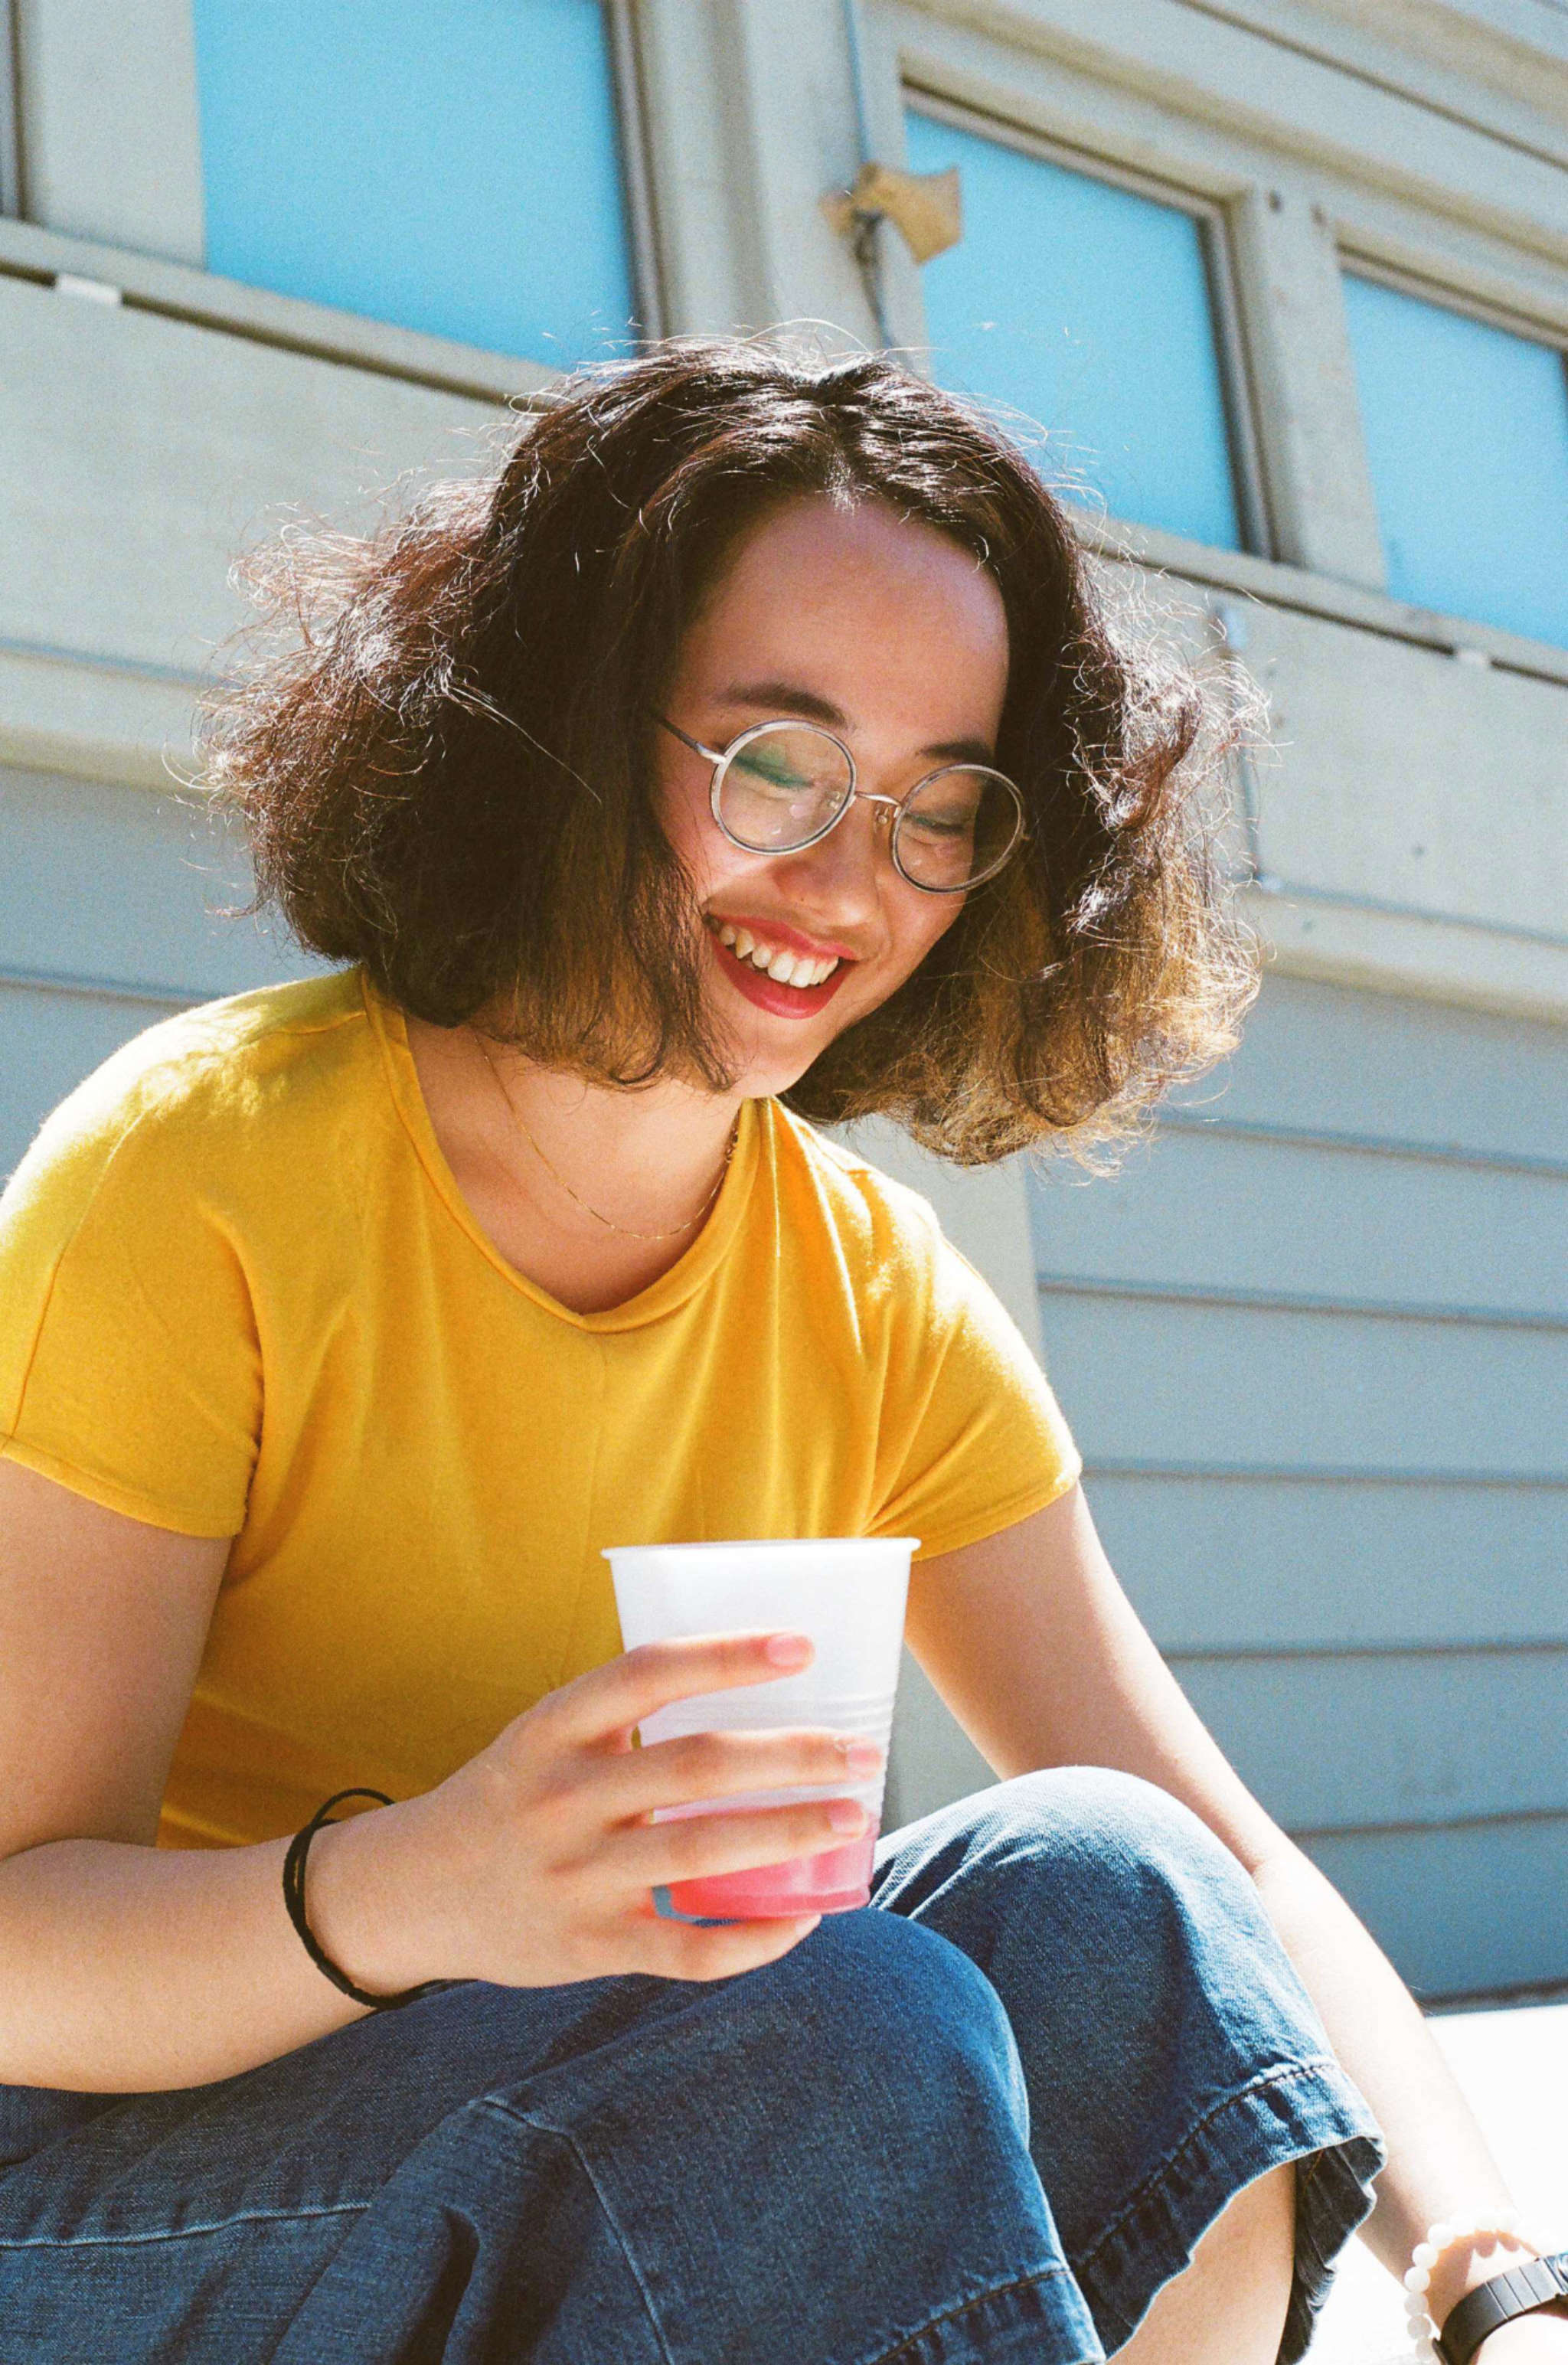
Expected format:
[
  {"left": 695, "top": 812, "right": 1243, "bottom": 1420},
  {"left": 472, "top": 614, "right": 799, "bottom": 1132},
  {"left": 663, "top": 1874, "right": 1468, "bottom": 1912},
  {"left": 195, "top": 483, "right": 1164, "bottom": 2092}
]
[{"left": 712, "top": 920, "right": 841, "bottom": 988}]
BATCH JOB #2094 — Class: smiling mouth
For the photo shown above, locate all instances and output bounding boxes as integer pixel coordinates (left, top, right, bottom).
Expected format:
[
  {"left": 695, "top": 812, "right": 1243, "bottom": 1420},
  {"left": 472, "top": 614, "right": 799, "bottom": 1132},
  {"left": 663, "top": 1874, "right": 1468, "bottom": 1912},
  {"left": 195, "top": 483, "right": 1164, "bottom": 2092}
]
[{"left": 706, "top": 917, "right": 846, "bottom": 989}]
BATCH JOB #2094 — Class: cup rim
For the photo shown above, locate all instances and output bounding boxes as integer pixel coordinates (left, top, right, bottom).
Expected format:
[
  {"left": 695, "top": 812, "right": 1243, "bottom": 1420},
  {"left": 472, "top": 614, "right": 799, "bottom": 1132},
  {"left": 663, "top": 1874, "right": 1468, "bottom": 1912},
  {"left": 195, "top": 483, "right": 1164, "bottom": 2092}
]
[{"left": 603, "top": 1537, "right": 920, "bottom": 1560}]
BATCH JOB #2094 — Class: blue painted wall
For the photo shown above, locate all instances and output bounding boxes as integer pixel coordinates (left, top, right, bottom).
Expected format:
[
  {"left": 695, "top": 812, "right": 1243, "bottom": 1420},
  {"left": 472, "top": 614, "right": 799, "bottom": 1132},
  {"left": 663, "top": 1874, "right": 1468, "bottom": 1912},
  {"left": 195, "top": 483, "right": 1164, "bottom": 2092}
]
[
  {"left": 191, "top": 0, "right": 636, "bottom": 366},
  {"left": 905, "top": 106, "right": 1244, "bottom": 550},
  {"left": 1029, "top": 981, "right": 1568, "bottom": 2000}
]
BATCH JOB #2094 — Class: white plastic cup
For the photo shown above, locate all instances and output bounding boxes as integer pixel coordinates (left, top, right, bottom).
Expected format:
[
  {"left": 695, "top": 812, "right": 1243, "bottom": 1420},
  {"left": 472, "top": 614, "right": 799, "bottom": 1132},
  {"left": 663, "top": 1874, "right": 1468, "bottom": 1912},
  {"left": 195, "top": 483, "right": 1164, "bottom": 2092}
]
[{"left": 603, "top": 1537, "right": 916, "bottom": 1919}]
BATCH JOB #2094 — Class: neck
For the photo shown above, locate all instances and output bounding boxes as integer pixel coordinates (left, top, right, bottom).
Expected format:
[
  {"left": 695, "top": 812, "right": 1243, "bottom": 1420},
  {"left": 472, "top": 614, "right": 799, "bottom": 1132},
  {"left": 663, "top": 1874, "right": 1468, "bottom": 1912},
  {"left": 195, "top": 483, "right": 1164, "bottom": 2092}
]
[
  {"left": 402, "top": 1010, "right": 748, "bottom": 1314},
  {"left": 476, "top": 1036, "right": 745, "bottom": 1234}
]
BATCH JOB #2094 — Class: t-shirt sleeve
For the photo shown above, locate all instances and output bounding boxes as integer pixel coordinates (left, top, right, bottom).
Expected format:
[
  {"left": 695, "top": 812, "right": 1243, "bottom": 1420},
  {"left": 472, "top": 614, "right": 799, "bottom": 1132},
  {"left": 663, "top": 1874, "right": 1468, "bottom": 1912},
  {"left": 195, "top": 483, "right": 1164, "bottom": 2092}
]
[
  {"left": 859, "top": 1181, "right": 1081, "bottom": 1561},
  {"left": 0, "top": 1077, "right": 262, "bottom": 1537}
]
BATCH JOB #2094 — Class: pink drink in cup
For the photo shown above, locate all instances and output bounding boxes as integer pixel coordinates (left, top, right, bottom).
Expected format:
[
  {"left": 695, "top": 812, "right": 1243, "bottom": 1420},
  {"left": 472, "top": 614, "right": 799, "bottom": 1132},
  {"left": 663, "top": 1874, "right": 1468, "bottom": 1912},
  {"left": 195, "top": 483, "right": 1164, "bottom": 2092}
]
[{"left": 603, "top": 1539, "right": 916, "bottom": 1919}]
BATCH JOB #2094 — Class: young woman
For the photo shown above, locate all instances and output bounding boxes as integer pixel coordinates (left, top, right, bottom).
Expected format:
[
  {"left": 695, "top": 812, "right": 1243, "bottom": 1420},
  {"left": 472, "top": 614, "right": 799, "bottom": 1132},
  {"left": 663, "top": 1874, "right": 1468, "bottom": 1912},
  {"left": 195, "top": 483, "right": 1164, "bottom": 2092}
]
[{"left": 0, "top": 343, "right": 1560, "bottom": 2365}]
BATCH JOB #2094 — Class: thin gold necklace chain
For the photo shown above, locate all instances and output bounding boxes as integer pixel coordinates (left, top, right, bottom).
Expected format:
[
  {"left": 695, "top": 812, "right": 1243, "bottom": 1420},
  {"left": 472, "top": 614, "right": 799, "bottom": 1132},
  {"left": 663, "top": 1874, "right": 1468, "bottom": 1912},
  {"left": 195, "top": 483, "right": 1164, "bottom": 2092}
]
[{"left": 472, "top": 1033, "right": 740, "bottom": 1243}]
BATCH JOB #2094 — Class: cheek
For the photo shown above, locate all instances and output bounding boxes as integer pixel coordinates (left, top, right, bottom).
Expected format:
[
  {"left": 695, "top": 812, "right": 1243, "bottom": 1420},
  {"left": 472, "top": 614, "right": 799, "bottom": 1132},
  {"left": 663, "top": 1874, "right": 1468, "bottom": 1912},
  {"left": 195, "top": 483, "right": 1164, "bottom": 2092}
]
[
  {"left": 655, "top": 759, "right": 716, "bottom": 884},
  {"left": 656, "top": 766, "right": 769, "bottom": 913},
  {"left": 884, "top": 890, "right": 963, "bottom": 983}
]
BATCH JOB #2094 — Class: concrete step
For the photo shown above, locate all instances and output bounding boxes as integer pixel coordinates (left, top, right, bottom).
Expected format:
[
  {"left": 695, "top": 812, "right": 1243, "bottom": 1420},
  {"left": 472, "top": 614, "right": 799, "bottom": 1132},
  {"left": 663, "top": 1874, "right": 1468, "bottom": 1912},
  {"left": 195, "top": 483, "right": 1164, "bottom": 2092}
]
[{"left": 1307, "top": 1999, "right": 1568, "bottom": 2361}]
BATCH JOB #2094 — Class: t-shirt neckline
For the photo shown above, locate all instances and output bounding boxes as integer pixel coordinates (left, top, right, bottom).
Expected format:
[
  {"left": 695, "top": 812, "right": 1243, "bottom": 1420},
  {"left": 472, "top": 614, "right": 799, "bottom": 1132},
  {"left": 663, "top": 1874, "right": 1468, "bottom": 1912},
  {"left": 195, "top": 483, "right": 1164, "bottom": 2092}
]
[{"left": 359, "top": 971, "right": 764, "bottom": 1333}]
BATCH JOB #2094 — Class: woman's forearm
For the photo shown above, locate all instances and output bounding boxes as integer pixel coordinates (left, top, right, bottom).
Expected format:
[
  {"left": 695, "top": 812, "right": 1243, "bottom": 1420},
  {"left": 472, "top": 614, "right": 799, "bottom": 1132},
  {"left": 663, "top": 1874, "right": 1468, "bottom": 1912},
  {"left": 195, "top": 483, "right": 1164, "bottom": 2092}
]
[
  {"left": 0, "top": 1814, "right": 409, "bottom": 2092},
  {"left": 1252, "top": 1841, "right": 1559, "bottom": 2337}
]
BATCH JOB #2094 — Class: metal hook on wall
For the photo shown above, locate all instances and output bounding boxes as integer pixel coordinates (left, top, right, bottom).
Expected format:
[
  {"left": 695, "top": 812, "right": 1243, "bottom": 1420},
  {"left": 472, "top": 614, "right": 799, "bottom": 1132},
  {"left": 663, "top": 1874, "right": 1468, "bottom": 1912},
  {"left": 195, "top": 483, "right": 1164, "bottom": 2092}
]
[
  {"left": 821, "top": 0, "right": 962, "bottom": 346},
  {"left": 820, "top": 162, "right": 964, "bottom": 269}
]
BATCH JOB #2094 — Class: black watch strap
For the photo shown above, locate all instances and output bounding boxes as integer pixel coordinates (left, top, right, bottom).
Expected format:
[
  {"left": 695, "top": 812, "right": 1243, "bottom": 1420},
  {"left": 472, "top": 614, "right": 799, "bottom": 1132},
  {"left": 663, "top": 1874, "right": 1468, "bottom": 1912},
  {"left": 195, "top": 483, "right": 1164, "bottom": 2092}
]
[{"left": 1437, "top": 2252, "right": 1568, "bottom": 2365}]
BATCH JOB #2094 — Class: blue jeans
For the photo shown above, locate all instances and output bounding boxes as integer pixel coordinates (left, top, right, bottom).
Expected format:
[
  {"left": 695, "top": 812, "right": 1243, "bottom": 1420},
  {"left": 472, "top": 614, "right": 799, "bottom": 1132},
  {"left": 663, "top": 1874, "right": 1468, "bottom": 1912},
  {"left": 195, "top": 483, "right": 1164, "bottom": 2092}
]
[{"left": 0, "top": 1769, "right": 1383, "bottom": 2363}]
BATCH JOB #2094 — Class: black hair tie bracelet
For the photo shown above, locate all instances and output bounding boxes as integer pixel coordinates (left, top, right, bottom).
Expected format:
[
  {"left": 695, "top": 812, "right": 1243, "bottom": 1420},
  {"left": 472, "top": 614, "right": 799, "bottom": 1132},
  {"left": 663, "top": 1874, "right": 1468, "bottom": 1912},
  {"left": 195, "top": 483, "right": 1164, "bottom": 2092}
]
[{"left": 282, "top": 1787, "right": 460, "bottom": 2013}]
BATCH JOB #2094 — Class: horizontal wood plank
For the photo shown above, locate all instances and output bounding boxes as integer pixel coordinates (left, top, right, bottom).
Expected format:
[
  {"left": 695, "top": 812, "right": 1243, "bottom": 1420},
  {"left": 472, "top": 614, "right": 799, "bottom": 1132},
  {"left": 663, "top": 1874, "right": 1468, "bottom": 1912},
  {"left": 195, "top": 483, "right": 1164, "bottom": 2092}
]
[
  {"left": 1030, "top": 1123, "right": 1566, "bottom": 1320},
  {"left": 1302, "top": 1818, "right": 1568, "bottom": 1999},
  {"left": 1036, "top": 1289, "right": 1567, "bottom": 1477},
  {"left": 1174, "top": 1648, "right": 1568, "bottom": 1831},
  {"left": 0, "top": 767, "right": 315, "bottom": 998},
  {"left": 1164, "top": 976, "right": 1568, "bottom": 1165},
  {"left": 1089, "top": 1468, "right": 1566, "bottom": 1651}
]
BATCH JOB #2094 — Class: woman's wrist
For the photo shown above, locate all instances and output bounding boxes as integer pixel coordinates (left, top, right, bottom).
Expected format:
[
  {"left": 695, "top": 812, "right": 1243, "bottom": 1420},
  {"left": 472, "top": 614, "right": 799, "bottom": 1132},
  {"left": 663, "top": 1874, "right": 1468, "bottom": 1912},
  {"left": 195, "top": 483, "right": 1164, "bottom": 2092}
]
[
  {"left": 301, "top": 1792, "right": 449, "bottom": 1998},
  {"left": 1400, "top": 2216, "right": 1568, "bottom": 2364},
  {"left": 1426, "top": 2236, "right": 1548, "bottom": 2331}
]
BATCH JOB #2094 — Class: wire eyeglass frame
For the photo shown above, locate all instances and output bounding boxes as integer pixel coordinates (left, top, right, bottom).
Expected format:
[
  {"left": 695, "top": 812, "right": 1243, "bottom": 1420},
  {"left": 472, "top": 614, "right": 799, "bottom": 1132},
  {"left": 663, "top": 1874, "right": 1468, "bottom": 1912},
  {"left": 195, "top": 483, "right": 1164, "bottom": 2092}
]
[{"left": 658, "top": 715, "right": 1027, "bottom": 895}]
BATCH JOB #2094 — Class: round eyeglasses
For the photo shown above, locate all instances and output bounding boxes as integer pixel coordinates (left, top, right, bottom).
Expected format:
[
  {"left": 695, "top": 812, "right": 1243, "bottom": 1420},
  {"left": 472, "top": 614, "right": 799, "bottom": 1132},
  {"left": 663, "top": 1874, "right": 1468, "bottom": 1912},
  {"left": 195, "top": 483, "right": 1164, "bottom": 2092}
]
[{"left": 658, "top": 716, "right": 1027, "bottom": 895}]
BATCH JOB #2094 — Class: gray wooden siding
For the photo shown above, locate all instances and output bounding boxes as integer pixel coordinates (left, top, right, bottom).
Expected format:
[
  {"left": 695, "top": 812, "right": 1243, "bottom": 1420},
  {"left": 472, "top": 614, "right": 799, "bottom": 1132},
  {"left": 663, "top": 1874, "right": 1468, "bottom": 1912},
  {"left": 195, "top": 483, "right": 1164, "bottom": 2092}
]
[
  {"left": 1029, "top": 976, "right": 1568, "bottom": 2001},
  {"left": 0, "top": 766, "right": 325, "bottom": 1178}
]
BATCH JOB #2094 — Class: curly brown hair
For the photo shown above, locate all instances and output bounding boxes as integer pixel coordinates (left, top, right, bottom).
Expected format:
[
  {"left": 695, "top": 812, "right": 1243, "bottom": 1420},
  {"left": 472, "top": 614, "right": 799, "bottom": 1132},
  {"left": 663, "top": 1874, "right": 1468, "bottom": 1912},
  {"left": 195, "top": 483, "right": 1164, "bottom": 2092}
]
[{"left": 201, "top": 336, "right": 1256, "bottom": 1163}]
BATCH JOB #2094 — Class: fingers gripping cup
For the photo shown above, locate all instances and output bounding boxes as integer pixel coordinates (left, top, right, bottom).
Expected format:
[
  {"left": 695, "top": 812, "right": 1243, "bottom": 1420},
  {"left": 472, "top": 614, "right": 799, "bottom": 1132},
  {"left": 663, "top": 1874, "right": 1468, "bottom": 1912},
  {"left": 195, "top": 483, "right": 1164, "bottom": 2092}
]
[{"left": 604, "top": 1539, "right": 916, "bottom": 1920}]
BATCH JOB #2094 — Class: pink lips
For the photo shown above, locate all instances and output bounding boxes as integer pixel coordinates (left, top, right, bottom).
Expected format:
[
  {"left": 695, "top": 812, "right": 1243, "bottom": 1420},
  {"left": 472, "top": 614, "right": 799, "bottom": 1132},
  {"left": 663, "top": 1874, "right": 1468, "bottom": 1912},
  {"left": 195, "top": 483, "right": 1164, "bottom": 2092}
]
[
  {"left": 707, "top": 913, "right": 861, "bottom": 965},
  {"left": 707, "top": 930, "right": 854, "bottom": 1020}
]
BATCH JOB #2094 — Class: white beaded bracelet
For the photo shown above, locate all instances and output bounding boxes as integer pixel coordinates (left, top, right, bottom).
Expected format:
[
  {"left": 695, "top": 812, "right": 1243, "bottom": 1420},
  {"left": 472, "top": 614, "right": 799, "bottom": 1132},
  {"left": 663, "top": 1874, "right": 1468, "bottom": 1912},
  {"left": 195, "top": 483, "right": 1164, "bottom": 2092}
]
[{"left": 1402, "top": 2212, "right": 1568, "bottom": 2363}]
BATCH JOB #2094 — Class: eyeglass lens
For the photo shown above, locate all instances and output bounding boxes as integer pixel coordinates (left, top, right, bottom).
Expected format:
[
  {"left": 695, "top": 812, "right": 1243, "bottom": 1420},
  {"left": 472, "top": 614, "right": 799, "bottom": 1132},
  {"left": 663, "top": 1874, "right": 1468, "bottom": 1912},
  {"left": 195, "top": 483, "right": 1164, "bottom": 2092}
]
[{"left": 717, "top": 722, "right": 1019, "bottom": 890}]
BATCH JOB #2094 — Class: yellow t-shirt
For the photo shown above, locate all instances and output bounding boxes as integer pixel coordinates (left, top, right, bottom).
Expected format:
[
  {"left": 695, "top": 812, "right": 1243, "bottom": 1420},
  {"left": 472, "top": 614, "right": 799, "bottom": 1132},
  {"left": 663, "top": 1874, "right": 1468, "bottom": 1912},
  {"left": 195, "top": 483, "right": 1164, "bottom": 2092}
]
[{"left": 0, "top": 969, "right": 1080, "bottom": 1850}]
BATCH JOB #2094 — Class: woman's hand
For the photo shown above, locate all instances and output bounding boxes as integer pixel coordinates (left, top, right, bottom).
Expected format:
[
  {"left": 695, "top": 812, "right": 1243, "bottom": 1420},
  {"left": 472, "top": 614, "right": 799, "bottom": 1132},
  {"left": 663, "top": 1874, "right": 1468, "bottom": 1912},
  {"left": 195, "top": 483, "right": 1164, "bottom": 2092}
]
[
  {"left": 0, "top": 1465, "right": 875, "bottom": 2086},
  {"left": 308, "top": 1629, "right": 881, "bottom": 1991}
]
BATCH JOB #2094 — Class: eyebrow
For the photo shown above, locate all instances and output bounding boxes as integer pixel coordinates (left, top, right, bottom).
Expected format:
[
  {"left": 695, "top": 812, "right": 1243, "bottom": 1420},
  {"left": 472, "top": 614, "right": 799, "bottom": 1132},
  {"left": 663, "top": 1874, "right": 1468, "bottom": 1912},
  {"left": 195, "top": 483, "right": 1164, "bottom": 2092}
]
[{"left": 714, "top": 678, "right": 996, "bottom": 769}]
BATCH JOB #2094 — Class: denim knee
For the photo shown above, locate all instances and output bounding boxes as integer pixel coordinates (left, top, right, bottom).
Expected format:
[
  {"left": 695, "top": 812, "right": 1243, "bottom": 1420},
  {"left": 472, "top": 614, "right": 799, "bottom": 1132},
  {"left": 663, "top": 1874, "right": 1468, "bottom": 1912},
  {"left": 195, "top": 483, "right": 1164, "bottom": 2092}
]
[
  {"left": 978, "top": 1768, "right": 1298, "bottom": 2000},
  {"left": 737, "top": 1904, "right": 1031, "bottom": 2135},
  {"left": 872, "top": 1770, "right": 1384, "bottom": 2363},
  {"left": 888, "top": 1764, "right": 1331, "bottom": 2101},
  {"left": 971, "top": 1764, "right": 1254, "bottom": 1900}
]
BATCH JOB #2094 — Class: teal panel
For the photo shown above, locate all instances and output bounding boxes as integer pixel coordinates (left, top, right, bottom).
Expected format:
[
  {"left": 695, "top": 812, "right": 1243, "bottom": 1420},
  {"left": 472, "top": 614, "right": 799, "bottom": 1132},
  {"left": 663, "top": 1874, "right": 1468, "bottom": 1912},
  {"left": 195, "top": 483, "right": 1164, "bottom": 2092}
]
[
  {"left": 1031, "top": 1128, "right": 1566, "bottom": 1320},
  {"left": 1171, "top": 1649, "right": 1568, "bottom": 1831},
  {"left": 1343, "top": 272, "right": 1568, "bottom": 648},
  {"left": 192, "top": 0, "right": 635, "bottom": 367},
  {"left": 1171, "top": 976, "right": 1568, "bottom": 1166},
  {"left": 1088, "top": 1473, "right": 1567, "bottom": 1652},
  {"left": 1302, "top": 1820, "right": 1568, "bottom": 1998},
  {"left": 1037, "top": 1292, "right": 1566, "bottom": 1478},
  {"left": 904, "top": 107, "right": 1243, "bottom": 549}
]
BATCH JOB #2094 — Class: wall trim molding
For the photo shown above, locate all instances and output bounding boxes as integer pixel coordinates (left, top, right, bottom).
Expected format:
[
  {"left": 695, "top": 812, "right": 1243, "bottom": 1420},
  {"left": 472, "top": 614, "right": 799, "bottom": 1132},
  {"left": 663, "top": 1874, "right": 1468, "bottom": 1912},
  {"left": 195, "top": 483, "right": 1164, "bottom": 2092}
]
[
  {"left": 1241, "top": 881, "right": 1568, "bottom": 1026},
  {"left": 1080, "top": 516, "right": 1568, "bottom": 688},
  {"left": 0, "top": 218, "right": 559, "bottom": 407},
  {"left": 0, "top": 960, "right": 198, "bottom": 1007},
  {"left": 1037, "top": 1269, "right": 1568, "bottom": 1331},
  {"left": 0, "top": 638, "right": 200, "bottom": 792}
]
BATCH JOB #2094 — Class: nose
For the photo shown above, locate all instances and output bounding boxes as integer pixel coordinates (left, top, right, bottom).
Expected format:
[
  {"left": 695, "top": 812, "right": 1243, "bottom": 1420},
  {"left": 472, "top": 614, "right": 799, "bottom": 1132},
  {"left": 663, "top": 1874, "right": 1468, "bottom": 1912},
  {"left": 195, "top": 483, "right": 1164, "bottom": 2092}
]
[{"left": 769, "top": 792, "right": 890, "bottom": 920}]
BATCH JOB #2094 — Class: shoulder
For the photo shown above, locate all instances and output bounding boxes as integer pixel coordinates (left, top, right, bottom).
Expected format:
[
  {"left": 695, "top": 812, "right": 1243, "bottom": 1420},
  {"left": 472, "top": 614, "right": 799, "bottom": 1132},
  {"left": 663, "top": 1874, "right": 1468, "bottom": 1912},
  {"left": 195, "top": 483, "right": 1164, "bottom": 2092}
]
[
  {"left": 767, "top": 1102, "right": 1052, "bottom": 1376},
  {"left": 767, "top": 1102, "right": 975, "bottom": 1315},
  {"left": 764, "top": 1106, "right": 1080, "bottom": 1543},
  {"left": 0, "top": 969, "right": 371, "bottom": 1242},
  {"left": 772, "top": 1102, "right": 941, "bottom": 1233}
]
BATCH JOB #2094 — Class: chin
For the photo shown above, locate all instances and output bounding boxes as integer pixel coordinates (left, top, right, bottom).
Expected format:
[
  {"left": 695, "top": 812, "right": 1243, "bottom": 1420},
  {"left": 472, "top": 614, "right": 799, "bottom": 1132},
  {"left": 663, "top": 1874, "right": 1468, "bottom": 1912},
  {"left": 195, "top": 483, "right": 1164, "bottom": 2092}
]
[
  {"left": 730, "top": 1050, "right": 822, "bottom": 1101},
  {"left": 718, "top": 1021, "right": 841, "bottom": 1102},
  {"left": 710, "top": 963, "right": 894, "bottom": 1100}
]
